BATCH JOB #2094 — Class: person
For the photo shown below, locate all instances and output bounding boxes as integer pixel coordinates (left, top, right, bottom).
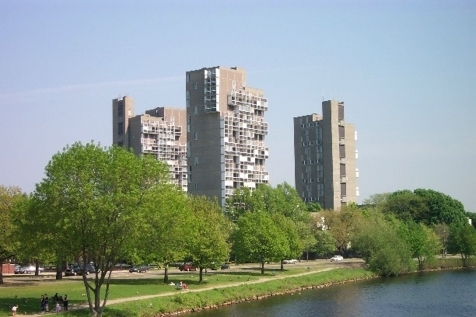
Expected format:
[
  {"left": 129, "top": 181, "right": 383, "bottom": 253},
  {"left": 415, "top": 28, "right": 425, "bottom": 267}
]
[
  {"left": 11, "top": 305, "right": 18, "bottom": 316},
  {"left": 44, "top": 294, "right": 49, "bottom": 312},
  {"left": 40, "top": 295, "right": 45, "bottom": 312},
  {"left": 63, "top": 294, "right": 68, "bottom": 311},
  {"left": 55, "top": 302, "right": 61, "bottom": 313}
]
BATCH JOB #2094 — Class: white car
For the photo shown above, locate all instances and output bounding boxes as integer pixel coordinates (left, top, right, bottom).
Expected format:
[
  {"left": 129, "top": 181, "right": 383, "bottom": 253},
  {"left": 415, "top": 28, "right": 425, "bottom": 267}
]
[
  {"left": 283, "top": 259, "right": 298, "bottom": 264},
  {"left": 330, "top": 255, "right": 344, "bottom": 262}
]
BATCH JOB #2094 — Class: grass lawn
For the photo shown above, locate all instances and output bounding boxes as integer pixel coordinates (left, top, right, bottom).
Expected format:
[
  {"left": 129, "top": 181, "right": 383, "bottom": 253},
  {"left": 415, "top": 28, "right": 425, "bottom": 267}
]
[{"left": 0, "top": 261, "right": 353, "bottom": 317}]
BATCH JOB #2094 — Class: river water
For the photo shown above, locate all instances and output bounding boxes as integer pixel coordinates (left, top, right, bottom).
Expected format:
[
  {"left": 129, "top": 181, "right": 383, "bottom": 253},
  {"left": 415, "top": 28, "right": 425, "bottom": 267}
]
[{"left": 185, "top": 268, "right": 476, "bottom": 317}]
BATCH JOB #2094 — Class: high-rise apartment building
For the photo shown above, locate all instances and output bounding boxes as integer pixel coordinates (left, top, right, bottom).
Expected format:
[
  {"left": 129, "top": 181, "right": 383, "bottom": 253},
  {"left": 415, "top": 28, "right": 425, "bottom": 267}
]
[
  {"left": 293, "top": 100, "right": 358, "bottom": 209},
  {"left": 112, "top": 96, "right": 188, "bottom": 191},
  {"left": 186, "top": 66, "right": 269, "bottom": 207}
]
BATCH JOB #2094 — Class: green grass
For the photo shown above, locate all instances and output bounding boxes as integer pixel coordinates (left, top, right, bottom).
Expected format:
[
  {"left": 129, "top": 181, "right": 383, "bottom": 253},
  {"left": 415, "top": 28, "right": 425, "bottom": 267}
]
[{"left": 0, "top": 264, "right": 368, "bottom": 317}]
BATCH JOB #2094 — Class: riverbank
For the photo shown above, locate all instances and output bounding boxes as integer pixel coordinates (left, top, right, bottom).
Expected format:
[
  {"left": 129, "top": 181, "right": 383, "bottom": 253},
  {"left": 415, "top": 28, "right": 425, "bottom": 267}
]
[{"left": 103, "top": 267, "right": 376, "bottom": 317}]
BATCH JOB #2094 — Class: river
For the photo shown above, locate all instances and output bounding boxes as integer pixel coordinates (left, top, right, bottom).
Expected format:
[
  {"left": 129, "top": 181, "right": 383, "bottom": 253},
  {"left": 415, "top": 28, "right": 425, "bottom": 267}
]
[{"left": 184, "top": 268, "right": 476, "bottom": 317}]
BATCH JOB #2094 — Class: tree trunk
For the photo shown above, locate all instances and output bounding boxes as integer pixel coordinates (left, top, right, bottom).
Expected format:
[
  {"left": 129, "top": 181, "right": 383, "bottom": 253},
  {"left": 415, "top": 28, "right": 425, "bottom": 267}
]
[
  {"left": 0, "top": 262, "right": 3, "bottom": 284},
  {"left": 163, "top": 266, "right": 169, "bottom": 284},
  {"left": 280, "top": 260, "right": 283, "bottom": 271},
  {"left": 261, "top": 262, "right": 265, "bottom": 275},
  {"left": 199, "top": 267, "right": 204, "bottom": 283}
]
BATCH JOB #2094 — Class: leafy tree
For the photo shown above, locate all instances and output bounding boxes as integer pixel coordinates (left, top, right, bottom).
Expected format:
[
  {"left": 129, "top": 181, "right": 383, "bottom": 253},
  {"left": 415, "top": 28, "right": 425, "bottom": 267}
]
[
  {"left": 448, "top": 223, "right": 476, "bottom": 266},
  {"left": 141, "top": 187, "right": 190, "bottom": 284},
  {"left": 467, "top": 212, "right": 476, "bottom": 229},
  {"left": 272, "top": 214, "right": 302, "bottom": 270},
  {"left": 313, "top": 230, "right": 336, "bottom": 258},
  {"left": 306, "top": 202, "right": 322, "bottom": 212},
  {"left": 413, "top": 189, "right": 467, "bottom": 225},
  {"left": 398, "top": 221, "right": 441, "bottom": 269},
  {"left": 231, "top": 212, "right": 288, "bottom": 274},
  {"left": 297, "top": 220, "right": 317, "bottom": 261},
  {"left": 226, "top": 182, "right": 308, "bottom": 223},
  {"left": 433, "top": 223, "right": 450, "bottom": 257},
  {"left": 381, "top": 189, "right": 467, "bottom": 226},
  {"left": 187, "top": 196, "right": 231, "bottom": 283},
  {"left": 353, "top": 211, "right": 415, "bottom": 276},
  {"left": 321, "top": 205, "right": 362, "bottom": 256},
  {"left": 383, "top": 190, "right": 429, "bottom": 223},
  {"left": 32, "top": 142, "right": 170, "bottom": 317},
  {"left": 0, "top": 185, "right": 25, "bottom": 284}
]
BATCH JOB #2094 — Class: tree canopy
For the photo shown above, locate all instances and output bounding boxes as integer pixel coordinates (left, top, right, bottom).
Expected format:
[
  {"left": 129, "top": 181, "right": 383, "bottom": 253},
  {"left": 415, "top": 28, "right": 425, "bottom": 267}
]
[{"left": 31, "top": 142, "right": 172, "bottom": 317}]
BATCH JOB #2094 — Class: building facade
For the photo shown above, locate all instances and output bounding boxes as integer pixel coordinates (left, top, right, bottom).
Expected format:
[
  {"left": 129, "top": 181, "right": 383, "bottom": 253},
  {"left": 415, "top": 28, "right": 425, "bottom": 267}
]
[
  {"left": 293, "top": 100, "right": 358, "bottom": 209},
  {"left": 112, "top": 96, "right": 188, "bottom": 191},
  {"left": 186, "top": 66, "right": 269, "bottom": 207}
]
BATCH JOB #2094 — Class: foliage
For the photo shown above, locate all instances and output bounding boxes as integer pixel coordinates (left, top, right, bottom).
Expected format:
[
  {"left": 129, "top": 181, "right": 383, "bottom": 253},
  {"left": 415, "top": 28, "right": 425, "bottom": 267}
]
[
  {"left": 140, "top": 188, "right": 190, "bottom": 284},
  {"left": 0, "top": 185, "right": 25, "bottom": 284},
  {"left": 432, "top": 223, "right": 450, "bottom": 257},
  {"left": 226, "top": 182, "right": 308, "bottom": 223},
  {"left": 413, "top": 189, "right": 467, "bottom": 225},
  {"left": 466, "top": 212, "right": 476, "bottom": 228},
  {"left": 231, "top": 212, "right": 288, "bottom": 274},
  {"left": 353, "top": 210, "right": 415, "bottom": 276},
  {"left": 187, "top": 196, "right": 231, "bottom": 283},
  {"left": 319, "top": 205, "right": 362, "bottom": 256},
  {"left": 31, "top": 142, "right": 171, "bottom": 317},
  {"left": 306, "top": 202, "right": 322, "bottom": 212},
  {"left": 271, "top": 214, "right": 303, "bottom": 269},
  {"left": 381, "top": 189, "right": 467, "bottom": 226},
  {"left": 313, "top": 230, "right": 336, "bottom": 258},
  {"left": 448, "top": 223, "right": 476, "bottom": 265},
  {"left": 397, "top": 221, "right": 441, "bottom": 269}
]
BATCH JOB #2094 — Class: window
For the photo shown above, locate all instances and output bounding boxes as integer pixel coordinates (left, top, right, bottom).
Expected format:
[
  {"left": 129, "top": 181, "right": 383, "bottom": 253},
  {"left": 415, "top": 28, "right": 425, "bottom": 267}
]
[
  {"left": 117, "top": 102, "right": 123, "bottom": 116},
  {"left": 117, "top": 122, "right": 124, "bottom": 135},
  {"left": 194, "top": 132, "right": 198, "bottom": 140},
  {"left": 186, "top": 90, "right": 190, "bottom": 100},
  {"left": 194, "top": 157, "right": 199, "bottom": 165},
  {"left": 186, "top": 73, "right": 190, "bottom": 83}
]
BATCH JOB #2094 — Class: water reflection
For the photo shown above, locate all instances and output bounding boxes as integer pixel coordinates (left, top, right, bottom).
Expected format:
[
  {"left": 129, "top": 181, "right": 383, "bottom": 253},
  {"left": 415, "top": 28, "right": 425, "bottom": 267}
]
[{"left": 184, "top": 269, "right": 476, "bottom": 317}]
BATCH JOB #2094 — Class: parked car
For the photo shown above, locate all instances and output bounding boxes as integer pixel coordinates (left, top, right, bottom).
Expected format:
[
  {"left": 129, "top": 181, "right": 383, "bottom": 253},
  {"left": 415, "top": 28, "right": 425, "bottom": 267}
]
[
  {"left": 220, "top": 263, "right": 230, "bottom": 270},
  {"left": 209, "top": 263, "right": 230, "bottom": 270},
  {"left": 179, "top": 263, "right": 197, "bottom": 271},
  {"left": 65, "top": 263, "right": 97, "bottom": 276},
  {"left": 283, "top": 259, "right": 298, "bottom": 264},
  {"left": 129, "top": 265, "right": 149, "bottom": 273},
  {"left": 330, "top": 255, "right": 344, "bottom": 262},
  {"left": 15, "top": 265, "right": 44, "bottom": 274}
]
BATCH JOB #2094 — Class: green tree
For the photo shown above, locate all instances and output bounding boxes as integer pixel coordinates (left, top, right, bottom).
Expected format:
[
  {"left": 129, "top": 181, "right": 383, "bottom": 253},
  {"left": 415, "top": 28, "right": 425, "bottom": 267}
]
[
  {"left": 272, "top": 214, "right": 302, "bottom": 270},
  {"left": 321, "top": 205, "right": 362, "bottom": 256},
  {"left": 398, "top": 221, "right": 441, "bottom": 269},
  {"left": 413, "top": 189, "right": 467, "bottom": 225},
  {"left": 383, "top": 190, "right": 429, "bottom": 223},
  {"left": 433, "top": 223, "right": 450, "bottom": 257},
  {"left": 0, "top": 185, "right": 25, "bottom": 284},
  {"left": 231, "top": 212, "right": 288, "bottom": 274},
  {"left": 353, "top": 209, "right": 415, "bottom": 276},
  {"left": 141, "top": 187, "right": 190, "bottom": 284},
  {"left": 306, "top": 202, "right": 322, "bottom": 212},
  {"left": 448, "top": 223, "right": 476, "bottom": 266},
  {"left": 297, "top": 220, "right": 317, "bottom": 261},
  {"left": 187, "top": 196, "right": 231, "bottom": 283},
  {"left": 33, "top": 142, "right": 170, "bottom": 317},
  {"left": 313, "top": 230, "right": 336, "bottom": 258}
]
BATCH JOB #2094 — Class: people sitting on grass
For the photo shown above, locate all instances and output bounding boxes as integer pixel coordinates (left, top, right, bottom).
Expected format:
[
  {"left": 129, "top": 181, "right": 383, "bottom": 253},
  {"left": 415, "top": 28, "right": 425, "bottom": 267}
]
[{"left": 177, "top": 281, "right": 188, "bottom": 289}]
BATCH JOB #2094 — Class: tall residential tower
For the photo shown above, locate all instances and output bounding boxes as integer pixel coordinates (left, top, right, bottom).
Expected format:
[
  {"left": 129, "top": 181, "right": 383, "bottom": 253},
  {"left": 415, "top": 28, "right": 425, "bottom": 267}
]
[
  {"left": 186, "top": 66, "right": 269, "bottom": 207},
  {"left": 112, "top": 96, "right": 188, "bottom": 191},
  {"left": 293, "top": 100, "right": 358, "bottom": 209}
]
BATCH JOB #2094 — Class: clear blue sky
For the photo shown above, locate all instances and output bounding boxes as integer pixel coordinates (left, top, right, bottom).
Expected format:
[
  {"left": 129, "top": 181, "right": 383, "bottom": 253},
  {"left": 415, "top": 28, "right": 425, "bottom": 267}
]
[{"left": 1, "top": 0, "right": 475, "bottom": 212}]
